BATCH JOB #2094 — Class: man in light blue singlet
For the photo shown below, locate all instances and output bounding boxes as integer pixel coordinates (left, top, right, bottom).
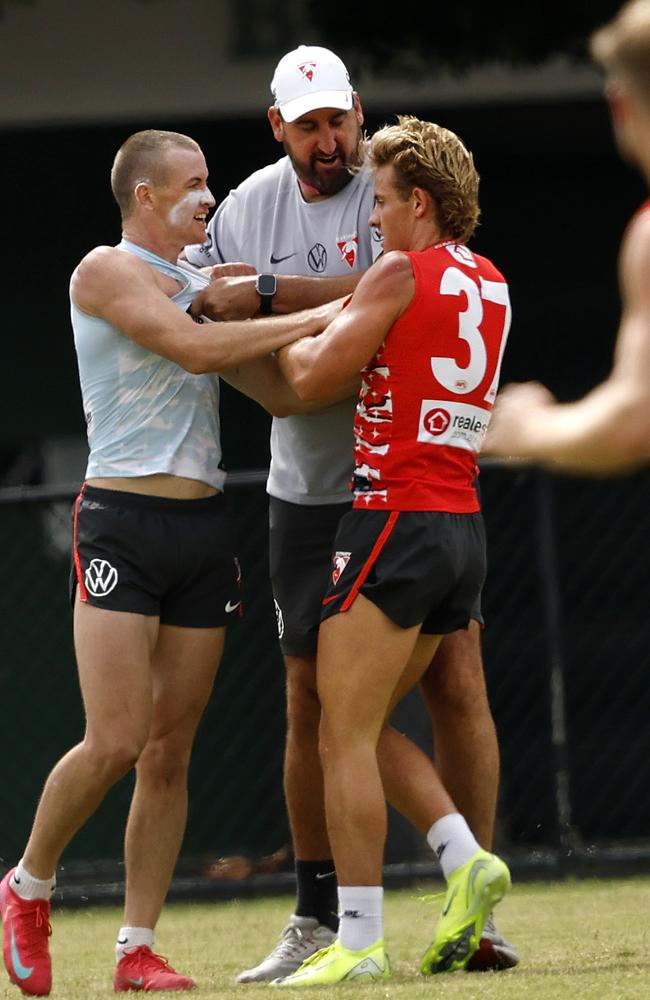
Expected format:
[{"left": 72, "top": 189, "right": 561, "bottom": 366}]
[
  {"left": 0, "top": 129, "right": 334, "bottom": 997},
  {"left": 185, "top": 46, "right": 518, "bottom": 980}
]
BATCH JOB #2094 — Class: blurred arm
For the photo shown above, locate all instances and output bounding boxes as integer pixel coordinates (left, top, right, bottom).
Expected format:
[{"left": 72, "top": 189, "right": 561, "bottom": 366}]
[{"left": 484, "top": 211, "right": 650, "bottom": 474}]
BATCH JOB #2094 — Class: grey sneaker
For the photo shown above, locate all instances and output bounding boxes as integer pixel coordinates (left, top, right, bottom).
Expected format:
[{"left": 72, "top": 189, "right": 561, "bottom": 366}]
[
  {"left": 236, "top": 915, "right": 337, "bottom": 983},
  {"left": 466, "top": 913, "right": 520, "bottom": 971}
]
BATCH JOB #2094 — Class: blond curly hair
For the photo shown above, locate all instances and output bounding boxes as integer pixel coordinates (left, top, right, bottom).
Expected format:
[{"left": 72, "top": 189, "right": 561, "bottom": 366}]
[{"left": 369, "top": 115, "right": 480, "bottom": 244}]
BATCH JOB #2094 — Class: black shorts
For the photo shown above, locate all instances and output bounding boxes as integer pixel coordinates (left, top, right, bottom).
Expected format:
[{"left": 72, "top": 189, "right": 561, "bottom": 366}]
[
  {"left": 320, "top": 508, "right": 486, "bottom": 634},
  {"left": 70, "top": 485, "right": 242, "bottom": 628},
  {"left": 269, "top": 496, "right": 352, "bottom": 657}
]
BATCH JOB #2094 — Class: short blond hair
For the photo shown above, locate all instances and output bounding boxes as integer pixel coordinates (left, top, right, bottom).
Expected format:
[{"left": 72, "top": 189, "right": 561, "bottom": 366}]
[
  {"left": 590, "top": 0, "right": 650, "bottom": 106},
  {"left": 111, "top": 130, "right": 201, "bottom": 218},
  {"left": 369, "top": 115, "right": 480, "bottom": 244}
]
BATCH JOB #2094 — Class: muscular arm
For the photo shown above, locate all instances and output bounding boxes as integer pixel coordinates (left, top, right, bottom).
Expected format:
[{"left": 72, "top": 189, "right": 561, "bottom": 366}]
[
  {"left": 483, "top": 212, "right": 650, "bottom": 473},
  {"left": 276, "top": 252, "right": 414, "bottom": 402},
  {"left": 70, "top": 247, "right": 332, "bottom": 374},
  {"left": 192, "top": 271, "right": 366, "bottom": 322},
  {"left": 219, "top": 354, "right": 361, "bottom": 417},
  {"left": 269, "top": 273, "right": 365, "bottom": 313}
]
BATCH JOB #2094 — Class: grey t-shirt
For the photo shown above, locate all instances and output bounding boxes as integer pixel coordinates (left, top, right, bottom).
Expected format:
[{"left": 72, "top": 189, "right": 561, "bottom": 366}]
[{"left": 185, "top": 156, "right": 383, "bottom": 505}]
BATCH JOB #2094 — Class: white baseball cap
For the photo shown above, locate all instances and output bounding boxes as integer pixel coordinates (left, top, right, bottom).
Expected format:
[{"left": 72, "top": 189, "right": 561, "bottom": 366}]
[{"left": 271, "top": 45, "right": 353, "bottom": 123}]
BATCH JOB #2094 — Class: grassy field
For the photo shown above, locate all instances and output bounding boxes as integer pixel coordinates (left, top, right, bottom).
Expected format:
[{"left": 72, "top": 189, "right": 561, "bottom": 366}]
[{"left": 2, "top": 877, "right": 649, "bottom": 999}]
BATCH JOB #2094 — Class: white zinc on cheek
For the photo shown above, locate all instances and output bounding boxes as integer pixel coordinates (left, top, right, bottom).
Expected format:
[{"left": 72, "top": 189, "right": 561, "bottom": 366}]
[{"left": 168, "top": 187, "right": 215, "bottom": 226}]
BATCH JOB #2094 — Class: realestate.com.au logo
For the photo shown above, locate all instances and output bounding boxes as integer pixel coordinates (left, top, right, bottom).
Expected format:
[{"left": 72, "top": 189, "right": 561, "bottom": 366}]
[{"left": 422, "top": 407, "right": 451, "bottom": 436}]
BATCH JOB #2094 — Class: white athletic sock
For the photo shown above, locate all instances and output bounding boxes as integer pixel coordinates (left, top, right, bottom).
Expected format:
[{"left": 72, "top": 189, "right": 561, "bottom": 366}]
[
  {"left": 338, "top": 886, "right": 383, "bottom": 952},
  {"left": 116, "top": 927, "right": 155, "bottom": 962},
  {"left": 11, "top": 860, "right": 55, "bottom": 900},
  {"left": 426, "top": 813, "right": 481, "bottom": 881}
]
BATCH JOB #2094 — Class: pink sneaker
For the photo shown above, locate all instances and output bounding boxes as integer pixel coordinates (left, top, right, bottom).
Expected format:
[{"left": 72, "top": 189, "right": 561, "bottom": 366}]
[
  {"left": 0, "top": 869, "right": 52, "bottom": 996},
  {"left": 114, "top": 946, "right": 196, "bottom": 992}
]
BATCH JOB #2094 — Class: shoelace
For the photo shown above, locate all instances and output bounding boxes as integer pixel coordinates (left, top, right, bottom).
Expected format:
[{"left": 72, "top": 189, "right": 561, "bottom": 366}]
[
  {"left": 296, "top": 942, "right": 337, "bottom": 969},
  {"left": 13, "top": 901, "right": 52, "bottom": 959},
  {"left": 122, "top": 948, "right": 176, "bottom": 974},
  {"left": 271, "top": 926, "right": 315, "bottom": 959}
]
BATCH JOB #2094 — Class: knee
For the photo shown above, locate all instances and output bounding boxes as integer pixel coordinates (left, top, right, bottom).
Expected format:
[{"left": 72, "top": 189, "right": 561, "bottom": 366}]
[
  {"left": 426, "top": 671, "right": 486, "bottom": 714},
  {"left": 136, "top": 735, "right": 192, "bottom": 789},
  {"left": 421, "top": 633, "right": 490, "bottom": 718},
  {"left": 285, "top": 659, "right": 321, "bottom": 736},
  {"left": 82, "top": 737, "right": 142, "bottom": 784},
  {"left": 318, "top": 710, "right": 356, "bottom": 768}
]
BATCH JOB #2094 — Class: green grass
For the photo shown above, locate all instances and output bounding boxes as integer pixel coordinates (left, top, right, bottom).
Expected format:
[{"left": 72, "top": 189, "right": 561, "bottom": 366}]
[{"left": 5, "top": 877, "right": 650, "bottom": 999}]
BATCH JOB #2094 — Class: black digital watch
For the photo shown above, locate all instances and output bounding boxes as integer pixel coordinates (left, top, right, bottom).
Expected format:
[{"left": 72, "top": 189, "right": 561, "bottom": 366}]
[{"left": 256, "top": 273, "right": 277, "bottom": 315}]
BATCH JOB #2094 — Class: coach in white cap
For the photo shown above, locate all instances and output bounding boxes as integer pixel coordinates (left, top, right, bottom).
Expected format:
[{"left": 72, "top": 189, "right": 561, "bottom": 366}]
[{"left": 184, "top": 42, "right": 518, "bottom": 982}]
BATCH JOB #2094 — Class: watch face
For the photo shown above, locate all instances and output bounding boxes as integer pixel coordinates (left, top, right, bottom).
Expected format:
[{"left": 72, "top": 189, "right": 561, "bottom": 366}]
[{"left": 257, "top": 273, "right": 277, "bottom": 296}]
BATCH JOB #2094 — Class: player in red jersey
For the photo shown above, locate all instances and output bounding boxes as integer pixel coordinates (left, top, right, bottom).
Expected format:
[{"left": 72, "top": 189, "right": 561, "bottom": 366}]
[
  {"left": 273, "top": 115, "right": 512, "bottom": 985},
  {"left": 485, "top": 0, "right": 650, "bottom": 469}
]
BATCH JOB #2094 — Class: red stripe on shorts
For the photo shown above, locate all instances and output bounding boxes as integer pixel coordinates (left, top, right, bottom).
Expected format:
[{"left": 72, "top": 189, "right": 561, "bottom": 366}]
[
  {"left": 339, "top": 510, "right": 400, "bottom": 612},
  {"left": 72, "top": 483, "right": 88, "bottom": 603}
]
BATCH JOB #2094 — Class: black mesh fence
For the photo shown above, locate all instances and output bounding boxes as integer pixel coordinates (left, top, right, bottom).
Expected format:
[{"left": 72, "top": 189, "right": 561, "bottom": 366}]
[{"left": 2, "top": 462, "right": 650, "bottom": 898}]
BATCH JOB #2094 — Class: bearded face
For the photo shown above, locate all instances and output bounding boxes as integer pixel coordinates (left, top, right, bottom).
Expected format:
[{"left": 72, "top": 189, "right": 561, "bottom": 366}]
[{"left": 281, "top": 107, "right": 365, "bottom": 197}]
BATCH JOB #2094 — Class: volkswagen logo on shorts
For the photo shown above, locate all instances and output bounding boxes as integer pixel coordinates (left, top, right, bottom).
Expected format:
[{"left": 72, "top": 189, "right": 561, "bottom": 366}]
[
  {"left": 308, "top": 243, "right": 327, "bottom": 272},
  {"left": 85, "top": 558, "right": 118, "bottom": 596}
]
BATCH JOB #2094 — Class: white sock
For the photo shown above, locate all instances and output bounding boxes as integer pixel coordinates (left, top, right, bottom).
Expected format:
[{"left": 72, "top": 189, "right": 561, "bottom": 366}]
[
  {"left": 338, "top": 886, "right": 383, "bottom": 952},
  {"left": 11, "top": 860, "right": 55, "bottom": 900},
  {"left": 426, "top": 813, "right": 481, "bottom": 880},
  {"left": 116, "top": 927, "right": 154, "bottom": 962}
]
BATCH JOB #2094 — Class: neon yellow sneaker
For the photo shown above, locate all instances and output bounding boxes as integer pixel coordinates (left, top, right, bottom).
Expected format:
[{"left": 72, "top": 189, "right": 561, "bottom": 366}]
[
  {"left": 421, "top": 849, "right": 511, "bottom": 975},
  {"left": 271, "top": 938, "right": 390, "bottom": 986}
]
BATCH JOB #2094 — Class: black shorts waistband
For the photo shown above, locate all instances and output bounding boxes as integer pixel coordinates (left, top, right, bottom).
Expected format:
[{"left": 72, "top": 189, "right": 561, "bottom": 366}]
[{"left": 80, "top": 483, "right": 224, "bottom": 514}]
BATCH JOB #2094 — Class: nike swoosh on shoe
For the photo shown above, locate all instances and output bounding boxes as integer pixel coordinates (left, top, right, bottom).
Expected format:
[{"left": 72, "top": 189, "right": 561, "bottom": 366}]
[{"left": 10, "top": 926, "right": 35, "bottom": 980}]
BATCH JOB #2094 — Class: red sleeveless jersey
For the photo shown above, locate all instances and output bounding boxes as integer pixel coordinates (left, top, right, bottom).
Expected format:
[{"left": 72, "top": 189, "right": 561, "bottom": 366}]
[{"left": 352, "top": 241, "right": 511, "bottom": 512}]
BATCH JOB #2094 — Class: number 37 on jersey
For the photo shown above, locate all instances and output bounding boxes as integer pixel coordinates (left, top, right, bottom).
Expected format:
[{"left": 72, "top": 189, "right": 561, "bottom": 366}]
[{"left": 418, "top": 244, "right": 512, "bottom": 454}]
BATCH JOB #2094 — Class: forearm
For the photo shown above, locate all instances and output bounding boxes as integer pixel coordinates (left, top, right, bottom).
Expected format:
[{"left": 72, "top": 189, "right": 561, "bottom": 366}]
[
  {"left": 525, "top": 384, "right": 650, "bottom": 473},
  {"left": 220, "top": 354, "right": 335, "bottom": 417},
  {"left": 276, "top": 337, "right": 328, "bottom": 400},
  {"left": 272, "top": 273, "right": 362, "bottom": 314},
  {"left": 179, "top": 310, "right": 327, "bottom": 374},
  {"left": 191, "top": 273, "right": 360, "bottom": 322}
]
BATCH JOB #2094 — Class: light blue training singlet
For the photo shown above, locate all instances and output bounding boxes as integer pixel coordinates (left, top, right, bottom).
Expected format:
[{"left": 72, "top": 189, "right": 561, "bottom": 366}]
[{"left": 71, "top": 239, "right": 226, "bottom": 490}]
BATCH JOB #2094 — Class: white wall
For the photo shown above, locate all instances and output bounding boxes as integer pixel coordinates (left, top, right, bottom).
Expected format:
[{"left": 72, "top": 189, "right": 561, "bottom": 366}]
[{"left": 0, "top": 0, "right": 604, "bottom": 127}]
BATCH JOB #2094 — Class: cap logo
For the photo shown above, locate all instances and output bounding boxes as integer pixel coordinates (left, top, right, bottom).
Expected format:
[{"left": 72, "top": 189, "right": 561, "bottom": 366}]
[
  {"left": 272, "top": 46, "right": 353, "bottom": 122},
  {"left": 298, "top": 61, "right": 317, "bottom": 83}
]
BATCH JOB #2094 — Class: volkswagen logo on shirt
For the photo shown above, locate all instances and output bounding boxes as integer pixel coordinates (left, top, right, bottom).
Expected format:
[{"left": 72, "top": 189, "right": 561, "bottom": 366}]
[
  {"left": 308, "top": 243, "right": 327, "bottom": 272},
  {"left": 84, "top": 558, "right": 119, "bottom": 596}
]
